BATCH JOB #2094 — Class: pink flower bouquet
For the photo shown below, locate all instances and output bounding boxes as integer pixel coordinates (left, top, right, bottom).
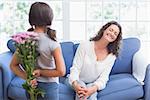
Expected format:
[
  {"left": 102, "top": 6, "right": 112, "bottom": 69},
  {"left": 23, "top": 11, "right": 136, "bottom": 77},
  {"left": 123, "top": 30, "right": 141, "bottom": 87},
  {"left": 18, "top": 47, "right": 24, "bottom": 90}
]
[{"left": 12, "top": 32, "right": 44, "bottom": 100}]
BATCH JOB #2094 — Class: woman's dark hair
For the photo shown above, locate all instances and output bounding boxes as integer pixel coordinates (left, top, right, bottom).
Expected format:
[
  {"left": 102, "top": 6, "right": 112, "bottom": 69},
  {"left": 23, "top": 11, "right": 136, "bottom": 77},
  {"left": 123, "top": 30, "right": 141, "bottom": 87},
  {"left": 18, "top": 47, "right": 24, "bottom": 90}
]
[
  {"left": 90, "top": 21, "right": 122, "bottom": 57},
  {"left": 27, "top": 2, "right": 56, "bottom": 41}
]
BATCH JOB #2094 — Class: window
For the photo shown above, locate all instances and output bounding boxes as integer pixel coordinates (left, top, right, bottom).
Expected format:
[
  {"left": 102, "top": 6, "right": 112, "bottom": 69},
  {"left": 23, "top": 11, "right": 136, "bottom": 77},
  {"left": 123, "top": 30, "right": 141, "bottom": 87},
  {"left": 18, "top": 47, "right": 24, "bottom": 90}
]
[
  {"left": 69, "top": 0, "right": 150, "bottom": 41},
  {"left": 0, "top": 0, "right": 150, "bottom": 53},
  {"left": 0, "top": 0, "right": 63, "bottom": 53}
]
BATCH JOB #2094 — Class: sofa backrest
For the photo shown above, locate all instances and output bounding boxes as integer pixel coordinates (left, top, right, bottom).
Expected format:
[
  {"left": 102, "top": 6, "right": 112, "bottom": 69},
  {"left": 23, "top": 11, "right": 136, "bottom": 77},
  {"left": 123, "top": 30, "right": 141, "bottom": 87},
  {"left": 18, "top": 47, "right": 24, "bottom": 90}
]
[
  {"left": 7, "top": 38, "right": 140, "bottom": 76},
  {"left": 110, "top": 38, "right": 140, "bottom": 75},
  {"left": 60, "top": 42, "right": 75, "bottom": 75}
]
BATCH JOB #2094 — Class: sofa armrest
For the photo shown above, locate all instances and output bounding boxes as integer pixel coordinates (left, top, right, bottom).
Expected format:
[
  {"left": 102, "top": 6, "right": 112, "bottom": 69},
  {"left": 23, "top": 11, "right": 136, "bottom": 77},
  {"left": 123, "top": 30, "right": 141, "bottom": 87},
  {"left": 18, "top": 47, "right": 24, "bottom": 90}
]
[
  {"left": 0, "top": 51, "right": 15, "bottom": 100},
  {"left": 144, "top": 64, "right": 150, "bottom": 100},
  {"left": 0, "top": 68, "right": 3, "bottom": 100},
  {"left": 132, "top": 49, "right": 149, "bottom": 85}
]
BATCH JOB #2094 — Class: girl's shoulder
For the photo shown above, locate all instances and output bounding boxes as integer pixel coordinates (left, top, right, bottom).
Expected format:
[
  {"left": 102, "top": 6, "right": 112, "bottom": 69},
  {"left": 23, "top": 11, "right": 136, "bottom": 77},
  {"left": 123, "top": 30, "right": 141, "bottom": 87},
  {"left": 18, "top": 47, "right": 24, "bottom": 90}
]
[{"left": 49, "top": 39, "right": 60, "bottom": 50}]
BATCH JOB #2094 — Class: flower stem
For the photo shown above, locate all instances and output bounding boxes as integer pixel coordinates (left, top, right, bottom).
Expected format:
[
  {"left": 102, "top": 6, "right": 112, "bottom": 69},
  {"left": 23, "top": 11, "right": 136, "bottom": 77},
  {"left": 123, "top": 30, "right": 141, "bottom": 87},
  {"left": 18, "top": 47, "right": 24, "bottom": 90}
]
[{"left": 30, "top": 93, "right": 37, "bottom": 100}]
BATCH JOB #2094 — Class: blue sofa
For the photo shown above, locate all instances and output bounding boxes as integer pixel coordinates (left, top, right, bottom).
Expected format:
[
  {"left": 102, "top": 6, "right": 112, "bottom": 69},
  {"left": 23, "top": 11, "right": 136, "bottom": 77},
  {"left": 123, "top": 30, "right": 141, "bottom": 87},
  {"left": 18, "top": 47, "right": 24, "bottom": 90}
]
[{"left": 0, "top": 38, "right": 150, "bottom": 100}]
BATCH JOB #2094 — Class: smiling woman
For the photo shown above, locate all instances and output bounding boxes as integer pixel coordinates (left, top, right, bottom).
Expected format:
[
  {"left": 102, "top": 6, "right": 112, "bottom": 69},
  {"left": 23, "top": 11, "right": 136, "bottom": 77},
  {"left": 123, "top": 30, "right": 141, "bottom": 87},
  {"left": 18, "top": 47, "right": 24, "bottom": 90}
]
[{"left": 67, "top": 21, "right": 122, "bottom": 100}]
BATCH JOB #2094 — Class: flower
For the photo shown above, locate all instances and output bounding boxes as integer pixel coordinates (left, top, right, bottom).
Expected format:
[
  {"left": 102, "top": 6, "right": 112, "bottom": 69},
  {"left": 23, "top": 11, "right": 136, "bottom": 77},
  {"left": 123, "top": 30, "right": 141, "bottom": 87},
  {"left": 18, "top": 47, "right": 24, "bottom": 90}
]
[{"left": 12, "top": 32, "right": 44, "bottom": 100}]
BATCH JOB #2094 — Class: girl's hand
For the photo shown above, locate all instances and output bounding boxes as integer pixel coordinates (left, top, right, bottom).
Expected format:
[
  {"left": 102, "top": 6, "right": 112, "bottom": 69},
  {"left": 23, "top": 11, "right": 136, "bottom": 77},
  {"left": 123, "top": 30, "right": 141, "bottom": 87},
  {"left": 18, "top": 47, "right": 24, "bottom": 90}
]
[
  {"left": 33, "top": 69, "right": 41, "bottom": 77},
  {"left": 30, "top": 78, "right": 38, "bottom": 88},
  {"left": 30, "top": 69, "right": 41, "bottom": 88}
]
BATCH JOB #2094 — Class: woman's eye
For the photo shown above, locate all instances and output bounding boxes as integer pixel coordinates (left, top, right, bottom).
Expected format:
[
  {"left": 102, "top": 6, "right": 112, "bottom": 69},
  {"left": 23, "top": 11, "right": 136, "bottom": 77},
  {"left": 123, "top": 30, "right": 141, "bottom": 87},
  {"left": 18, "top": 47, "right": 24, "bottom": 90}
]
[
  {"left": 114, "top": 32, "right": 118, "bottom": 36},
  {"left": 109, "top": 29, "right": 113, "bottom": 32}
]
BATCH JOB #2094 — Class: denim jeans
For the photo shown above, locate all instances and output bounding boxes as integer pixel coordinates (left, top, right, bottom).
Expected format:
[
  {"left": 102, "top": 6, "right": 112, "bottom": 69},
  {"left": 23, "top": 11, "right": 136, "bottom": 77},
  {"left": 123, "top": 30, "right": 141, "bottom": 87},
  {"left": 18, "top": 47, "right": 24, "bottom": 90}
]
[{"left": 26, "top": 82, "right": 59, "bottom": 100}]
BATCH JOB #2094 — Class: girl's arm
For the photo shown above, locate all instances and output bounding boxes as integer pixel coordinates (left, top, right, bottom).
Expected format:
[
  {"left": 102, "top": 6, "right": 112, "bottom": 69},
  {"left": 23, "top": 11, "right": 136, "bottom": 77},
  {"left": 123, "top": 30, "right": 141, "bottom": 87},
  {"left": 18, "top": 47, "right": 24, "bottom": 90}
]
[{"left": 10, "top": 51, "right": 27, "bottom": 80}]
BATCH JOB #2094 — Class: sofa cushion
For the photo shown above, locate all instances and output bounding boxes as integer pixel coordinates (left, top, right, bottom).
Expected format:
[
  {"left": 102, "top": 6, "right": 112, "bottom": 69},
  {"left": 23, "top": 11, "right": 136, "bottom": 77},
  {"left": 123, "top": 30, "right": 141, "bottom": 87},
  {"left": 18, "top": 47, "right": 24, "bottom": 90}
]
[
  {"left": 59, "top": 83, "right": 75, "bottom": 95},
  {"left": 59, "top": 83, "right": 75, "bottom": 100},
  {"left": 7, "top": 74, "right": 144, "bottom": 100},
  {"left": 98, "top": 74, "right": 144, "bottom": 100},
  {"left": 111, "top": 38, "right": 140, "bottom": 75}
]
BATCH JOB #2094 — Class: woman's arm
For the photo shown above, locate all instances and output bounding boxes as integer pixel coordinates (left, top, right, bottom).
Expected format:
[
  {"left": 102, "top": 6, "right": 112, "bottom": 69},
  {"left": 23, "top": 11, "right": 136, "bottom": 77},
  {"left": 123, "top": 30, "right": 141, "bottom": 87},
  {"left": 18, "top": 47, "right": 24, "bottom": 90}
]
[
  {"left": 33, "top": 47, "right": 66, "bottom": 77},
  {"left": 68, "top": 43, "right": 86, "bottom": 85},
  {"left": 10, "top": 51, "right": 27, "bottom": 80},
  {"left": 93, "top": 55, "right": 116, "bottom": 91},
  {"left": 82, "top": 55, "right": 116, "bottom": 98}
]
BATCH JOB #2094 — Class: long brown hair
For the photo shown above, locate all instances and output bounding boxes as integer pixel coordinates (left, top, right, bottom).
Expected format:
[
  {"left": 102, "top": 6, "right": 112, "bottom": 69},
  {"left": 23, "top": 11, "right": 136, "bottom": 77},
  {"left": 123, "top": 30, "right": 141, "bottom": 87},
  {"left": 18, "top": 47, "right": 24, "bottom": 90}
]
[
  {"left": 27, "top": 2, "right": 56, "bottom": 41},
  {"left": 90, "top": 21, "right": 122, "bottom": 57}
]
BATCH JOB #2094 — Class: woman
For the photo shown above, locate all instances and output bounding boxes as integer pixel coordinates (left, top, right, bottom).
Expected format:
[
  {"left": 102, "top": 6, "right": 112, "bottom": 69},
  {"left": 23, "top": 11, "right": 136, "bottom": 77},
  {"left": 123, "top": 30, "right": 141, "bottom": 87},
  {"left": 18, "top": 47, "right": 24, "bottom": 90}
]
[
  {"left": 10, "top": 2, "right": 66, "bottom": 100},
  {"left": 68, "top": 21, "right": 122, "bottom": 100}
]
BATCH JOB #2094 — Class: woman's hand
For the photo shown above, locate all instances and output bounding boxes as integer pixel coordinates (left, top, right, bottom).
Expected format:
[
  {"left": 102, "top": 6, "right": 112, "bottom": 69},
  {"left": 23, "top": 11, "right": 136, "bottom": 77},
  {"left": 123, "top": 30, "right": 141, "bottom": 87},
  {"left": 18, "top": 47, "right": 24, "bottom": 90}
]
[
  {"left": 84, "top": 85, "right": 98, "bottom": 98},
  {"left": 33, "top": 69, "right": 41, "bottom": 78},
  {"left": 72, "top": 81, "right": 87, "bottom": 99}
]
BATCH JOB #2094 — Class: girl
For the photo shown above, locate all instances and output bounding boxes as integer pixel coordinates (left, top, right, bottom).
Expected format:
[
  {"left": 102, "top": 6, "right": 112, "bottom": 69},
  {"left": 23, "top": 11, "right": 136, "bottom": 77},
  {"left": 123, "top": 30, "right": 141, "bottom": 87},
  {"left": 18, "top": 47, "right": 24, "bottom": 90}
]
[{"left": 10, "top": 2, "right": 65, "bottom": 100}]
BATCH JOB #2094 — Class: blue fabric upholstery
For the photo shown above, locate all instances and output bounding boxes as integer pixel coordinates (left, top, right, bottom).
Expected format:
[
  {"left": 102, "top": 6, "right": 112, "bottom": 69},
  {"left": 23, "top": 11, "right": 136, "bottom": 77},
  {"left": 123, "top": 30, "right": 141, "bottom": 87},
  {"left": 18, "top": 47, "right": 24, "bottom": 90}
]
[
  {"left": 0, "top": 38, "right": 149, "bottom": 100},
  {"left": 0, "top": 69, "right": 3, "bottom": 99},
  {"left": 7, "top": 39, "right": 16, "bottom": 53},
  {"left": 111, "top": 38, "right": 140, "bottom": 75},
  {"left": 0, "top": 52, "right": 15, "bottom": 100},
  {"left": 98, "top": 74, "right": 143, "bottom": 100},
  {"left": 73, "top": 44, "right": 79, "bottom": 55},
  {"left": 59, "top": 83, "right": 75, "bottom": 100},
  {"left": 60, "top": 42, "right": 74, "bottom": 75},
  {"left": 144, "top": 64, "right": 150, "bottom": 100},
  {"left": 8, "top": 77, "right": 26, "bottom": 100}
]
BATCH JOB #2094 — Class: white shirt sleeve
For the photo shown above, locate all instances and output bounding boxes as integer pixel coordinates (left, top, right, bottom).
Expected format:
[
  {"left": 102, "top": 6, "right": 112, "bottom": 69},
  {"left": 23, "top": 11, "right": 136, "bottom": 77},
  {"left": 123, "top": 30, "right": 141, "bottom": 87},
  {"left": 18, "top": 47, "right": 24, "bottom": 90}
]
[
  {"left": 68, "top": 42, "right": 85, "bottom": 85},
  {"left": 93, "top": 55, "right": 116, "bottom": 91}
]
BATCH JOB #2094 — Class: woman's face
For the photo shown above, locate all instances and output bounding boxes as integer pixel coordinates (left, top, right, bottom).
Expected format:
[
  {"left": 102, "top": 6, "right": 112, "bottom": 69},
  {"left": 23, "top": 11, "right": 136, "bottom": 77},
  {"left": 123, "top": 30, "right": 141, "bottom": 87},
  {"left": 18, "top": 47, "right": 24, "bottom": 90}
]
[{"left": 103, "top": 24, "right": 120, "bottom": 42}]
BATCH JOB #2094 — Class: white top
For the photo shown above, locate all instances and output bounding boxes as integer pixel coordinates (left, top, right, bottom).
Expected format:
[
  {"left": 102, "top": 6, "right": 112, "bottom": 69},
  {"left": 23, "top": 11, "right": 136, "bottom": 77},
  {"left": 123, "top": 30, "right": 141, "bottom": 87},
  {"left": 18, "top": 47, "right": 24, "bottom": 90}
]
[
  {"left": 36, "top": 33, "right": 60, "bottom": 83},
  {"left": 68, "top": 41, "right": 116, "bottom": 90}
]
